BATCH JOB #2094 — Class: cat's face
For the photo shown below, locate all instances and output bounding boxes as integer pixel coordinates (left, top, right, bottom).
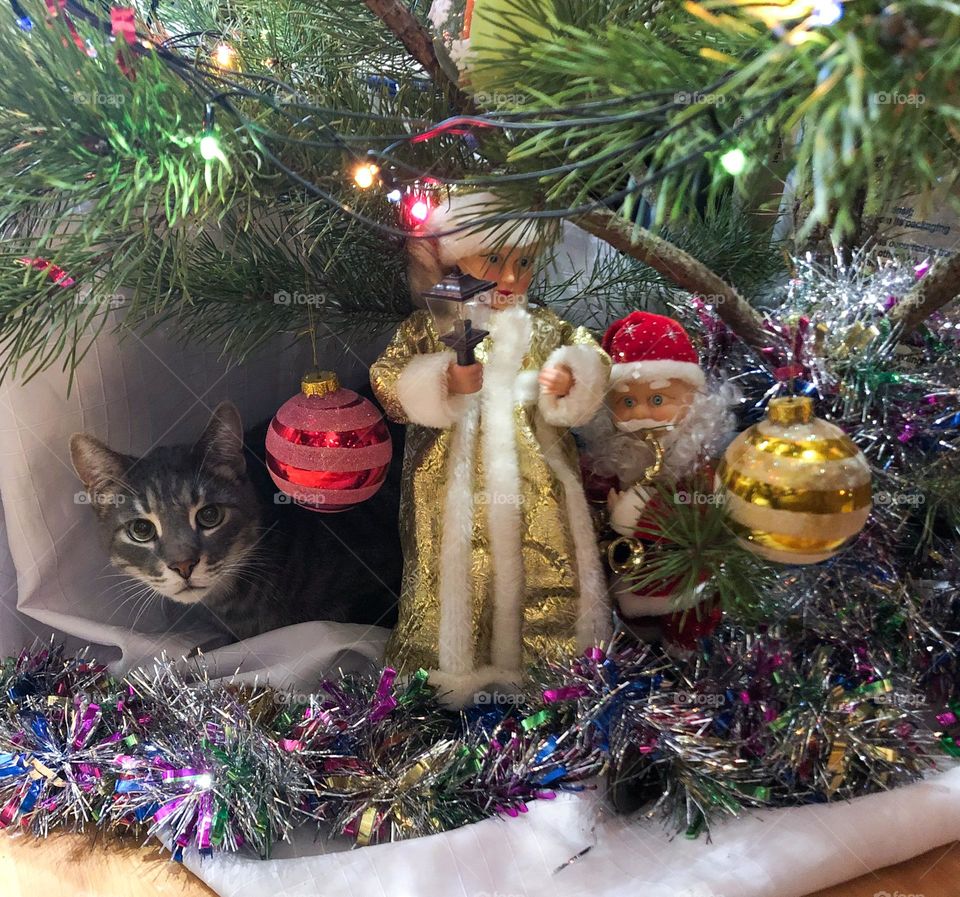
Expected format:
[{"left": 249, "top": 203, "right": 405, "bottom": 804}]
[{"left": 70, "top": 402, "right": 262, "bottom": 606}]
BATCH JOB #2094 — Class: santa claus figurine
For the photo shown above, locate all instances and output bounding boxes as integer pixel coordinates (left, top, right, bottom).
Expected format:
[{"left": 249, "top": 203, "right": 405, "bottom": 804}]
[
  {"left": 579, "top": 311, "right": 738, "bottom": 650},
  {"left": 370, "top": 191, "right": 611, "bottom": 705}
]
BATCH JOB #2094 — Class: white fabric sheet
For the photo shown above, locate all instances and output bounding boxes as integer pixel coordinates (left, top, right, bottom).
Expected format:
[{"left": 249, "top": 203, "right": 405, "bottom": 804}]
[{"left": 0, "top": 309, "right": 378, "bottom": 666}]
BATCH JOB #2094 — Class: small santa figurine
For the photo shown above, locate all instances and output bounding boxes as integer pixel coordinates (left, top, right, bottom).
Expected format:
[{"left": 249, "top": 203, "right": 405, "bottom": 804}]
[
  {"left": 371, "top": 191, "right": 611, "bottom": 705},
  {"left": 578, "top": 311, "right": 738, "bottom": 649}
]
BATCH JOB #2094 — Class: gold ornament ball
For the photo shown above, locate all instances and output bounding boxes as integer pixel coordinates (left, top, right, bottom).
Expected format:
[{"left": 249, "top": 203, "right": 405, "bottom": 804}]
[{"left": 715, "top": 396, "right": 872, "bottom": 564}]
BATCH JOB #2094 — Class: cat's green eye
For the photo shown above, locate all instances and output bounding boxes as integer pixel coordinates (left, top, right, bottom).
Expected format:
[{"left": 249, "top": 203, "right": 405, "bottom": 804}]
[
  {"left": 127, "top": 519, "right": 156, "bottom": 542},
  {"left": 196, "top": 504, "right": 224, "bottom": 529}
]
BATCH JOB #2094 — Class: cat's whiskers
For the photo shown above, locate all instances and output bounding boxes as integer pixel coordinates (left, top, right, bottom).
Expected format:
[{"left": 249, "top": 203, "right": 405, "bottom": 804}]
[
  {"left": 99, "top": 579, "right": 146, "bottom": 601},
  {"left": 216, "top": 563, "right": 274, "bottom": 593},
  {"left": 129, "top": 588, "right": 164, "bottom": 632},
  {"left": 104, "top": 576, "right": 153, "bottom": 598},
  {"left": 96, "top": 569, "right": 150, "bottom": 590},
  {"left": 215, "top": 545, "right": 279, "bottom": 599},
  {"left": 104, "top": 582, "right": 159, "bottom": 626}
]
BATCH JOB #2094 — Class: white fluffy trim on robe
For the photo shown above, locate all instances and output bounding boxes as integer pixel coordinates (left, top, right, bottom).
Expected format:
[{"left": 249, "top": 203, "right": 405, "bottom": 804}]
[
  {"left": 616, "top": 581, "right": 710, "bottom": 617},
  {"left": 416, "top": 306, "right": 610, "bottom": 705},
  {"left": 538, "top": 344, "right": 607, "bottom": 427},
  {"left": 395, "top": 350, "right": 468, "bottom": 429},
  {"left": 428, "top": 666, "right": 525, "bottom": 708}
]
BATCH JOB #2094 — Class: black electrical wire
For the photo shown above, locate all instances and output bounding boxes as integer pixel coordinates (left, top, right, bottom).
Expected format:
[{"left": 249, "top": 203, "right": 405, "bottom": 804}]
[{"left": 56, "top": 0, "right": 777, "bottom": 243}]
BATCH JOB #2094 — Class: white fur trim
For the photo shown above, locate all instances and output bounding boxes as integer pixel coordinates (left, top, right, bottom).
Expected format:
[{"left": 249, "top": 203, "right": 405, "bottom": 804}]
[
  {"left": 514, "top": 370, "right": 540, "bottom": 405},
  {"left": 609, "top": 484, "right": 653, "bottom": 537},
  {"left": 437, "top": 397, "right": 481, "bottom": 676},
  {"left": 426, "top": 192, "right": 538, "bottom": 264},
  {"left": 396, "top": 351, "right": 468, "bottom": 429},
  {"left": 427, "top": 666, "right": 524, "bottom": 709},
  {"left": 538, "top": 344, "right": 607, "bottom": 427},
  {"left": 438, "top": 230, "right": 497, "bottom": 265},
  {"left": 610, "top": 360, "right": 705, "bottom": 388},
  {"left": 536, "top": 415, "right": 612, "bottom": 652},
  {"left": 482, "top": 307, "right": 531, "bottom": 672},
  {"left": 615, "top": 579, "right": 709, "bottom": 617}
]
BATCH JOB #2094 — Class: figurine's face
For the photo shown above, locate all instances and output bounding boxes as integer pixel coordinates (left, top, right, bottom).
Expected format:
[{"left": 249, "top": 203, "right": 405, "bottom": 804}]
[
  {"left": 458, "top": 246, "right": 538, "bottom": 310},
  {"left": 609, "top": 378, "right": 698, "bottom": 431}
]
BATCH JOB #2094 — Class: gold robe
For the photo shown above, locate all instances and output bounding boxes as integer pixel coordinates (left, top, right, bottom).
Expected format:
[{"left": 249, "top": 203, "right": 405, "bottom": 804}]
[{"left": 370, "top": 304, "right": 611, "bottom": 704}]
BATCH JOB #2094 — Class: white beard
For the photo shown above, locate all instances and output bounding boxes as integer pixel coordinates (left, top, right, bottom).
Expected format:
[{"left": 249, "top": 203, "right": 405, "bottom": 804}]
[
  {"left": 577, "top": 382, "right": 741, "bottom": 488},
  {"left": 615, "top": 418, "right": 673, "bottom": 432}
]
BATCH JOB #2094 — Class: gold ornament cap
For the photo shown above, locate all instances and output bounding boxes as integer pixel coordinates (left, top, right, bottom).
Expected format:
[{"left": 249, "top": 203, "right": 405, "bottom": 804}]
[
  {"left": 768, "top": 396, "right": 814, "bottom": 425},
  {"left": 301, "top": 370, "right": 340, "bottom": 398}
]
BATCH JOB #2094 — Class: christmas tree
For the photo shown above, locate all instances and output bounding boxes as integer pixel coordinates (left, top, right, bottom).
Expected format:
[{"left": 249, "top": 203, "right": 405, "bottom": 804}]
[
  {"left": 0, "top": 0, "right": 959, "bottom": 865},
  {"left": 2, "top": 0, "right": 956, "bottom": 381}
]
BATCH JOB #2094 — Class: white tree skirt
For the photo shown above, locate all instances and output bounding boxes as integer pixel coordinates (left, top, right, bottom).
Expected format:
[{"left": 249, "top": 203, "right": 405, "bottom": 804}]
[{"left": 176, "top": 753, "right": 960, "bottom": 897}]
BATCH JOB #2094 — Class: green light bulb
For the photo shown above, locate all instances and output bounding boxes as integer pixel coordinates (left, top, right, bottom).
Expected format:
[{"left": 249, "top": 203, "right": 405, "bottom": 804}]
[
  {"left": 199, "top": 133, "right": 221, "bottom": 161},
  {"left": 720, "top": 147, "right": 747, "bottom": 176}
]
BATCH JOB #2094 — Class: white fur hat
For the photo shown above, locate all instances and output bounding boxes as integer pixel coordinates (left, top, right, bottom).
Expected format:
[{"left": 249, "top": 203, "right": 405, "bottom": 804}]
[{"left": 421, "top": 192, "right": 543, "bottom": 264}]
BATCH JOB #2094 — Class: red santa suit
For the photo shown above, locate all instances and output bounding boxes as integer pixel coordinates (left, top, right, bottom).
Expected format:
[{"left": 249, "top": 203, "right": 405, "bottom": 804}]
[{"left": 581, "top": 312, "right": 733, "bottom": 649}]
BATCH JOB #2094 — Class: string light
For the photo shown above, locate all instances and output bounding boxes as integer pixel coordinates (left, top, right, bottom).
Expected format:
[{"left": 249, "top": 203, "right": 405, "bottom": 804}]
[
  {"left": 396, "top": 188, "right": 438, "bottom": 228},
  {"left": 212, "top": 42, "right": 237, "bottom": 70},
  {"left": 51, "top": 0, "right": 775, "bottom": 241},
  {"left": 199, "top": 104, "right": 225, "bottom": 163},
  {"left": 353, "top": 162, "right": 379, "bottom": 190},
  {"left": 11, "top": 0, "right": 32, "bottom": 30},
  {"left": 809, "top": 1, "right": 843, "bottom": 27},
  {"left": 409, "top": 200, "right": 429, "bottom": 221},
  {"left": 720, "top": 147, "right": 747, "bottom": 175},
  {"left": 200, "top": 133, "right": 221, "bottom": 161}
]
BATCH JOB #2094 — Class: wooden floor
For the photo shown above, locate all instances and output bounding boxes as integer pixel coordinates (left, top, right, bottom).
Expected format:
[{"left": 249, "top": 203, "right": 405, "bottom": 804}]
[{"left": 1, "top": 830, "right": 956, "bottom": 897}]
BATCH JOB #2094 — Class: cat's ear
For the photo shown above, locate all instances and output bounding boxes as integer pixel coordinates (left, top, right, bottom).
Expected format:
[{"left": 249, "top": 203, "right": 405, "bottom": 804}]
[
  {"left": 69, "top": 434, "right": 131, "bottom": 493},
  {"left": 195, "top": 401, "right": 246, "bottom": 480}
]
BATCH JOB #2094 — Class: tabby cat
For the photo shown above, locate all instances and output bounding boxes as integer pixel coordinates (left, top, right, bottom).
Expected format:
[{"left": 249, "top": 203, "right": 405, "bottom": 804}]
[{"left": 69, "top": 400, "right": 401, "bottom": 640}]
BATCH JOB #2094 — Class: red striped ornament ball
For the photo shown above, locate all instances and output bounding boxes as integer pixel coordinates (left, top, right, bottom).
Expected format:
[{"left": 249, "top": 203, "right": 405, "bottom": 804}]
[{"left": 265, "top": 371, "right": 392, "bottom": 513}]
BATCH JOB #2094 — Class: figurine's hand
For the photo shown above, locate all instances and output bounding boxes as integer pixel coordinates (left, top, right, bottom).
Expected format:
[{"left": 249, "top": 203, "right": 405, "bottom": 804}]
[
  {"left": 447, "top": 362, "right": 483, "bottom": 395},
  {"left": 539, "top": 364, "right": 574, "bottom": 397},
  {"left": 609, "top": 484, "right": 653, "bottom": 536}
]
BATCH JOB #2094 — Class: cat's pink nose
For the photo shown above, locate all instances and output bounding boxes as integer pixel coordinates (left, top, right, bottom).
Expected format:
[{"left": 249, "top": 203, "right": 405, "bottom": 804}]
[{"left": 169, "top": 559, "right": 198, "bottom": 580}]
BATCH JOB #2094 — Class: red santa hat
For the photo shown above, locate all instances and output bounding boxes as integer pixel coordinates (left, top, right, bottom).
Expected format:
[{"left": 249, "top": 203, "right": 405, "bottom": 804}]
[
  {"left": 601, "top": 311, "right": 705, "bottom": 389},
  {"left": 420, "top": 191, "right": 545, "bottom": 265}
]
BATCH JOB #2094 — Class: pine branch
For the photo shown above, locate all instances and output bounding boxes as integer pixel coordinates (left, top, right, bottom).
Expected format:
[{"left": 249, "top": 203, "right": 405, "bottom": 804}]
[
  {"left": 890, "top": 252, "right": 960, "bottom": 334},
  {"left": 458, "top": 1, "right": 960, "bottom": 244},
  {"left": 575, "top": 208, "right": 773, "bottom": 352}
]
